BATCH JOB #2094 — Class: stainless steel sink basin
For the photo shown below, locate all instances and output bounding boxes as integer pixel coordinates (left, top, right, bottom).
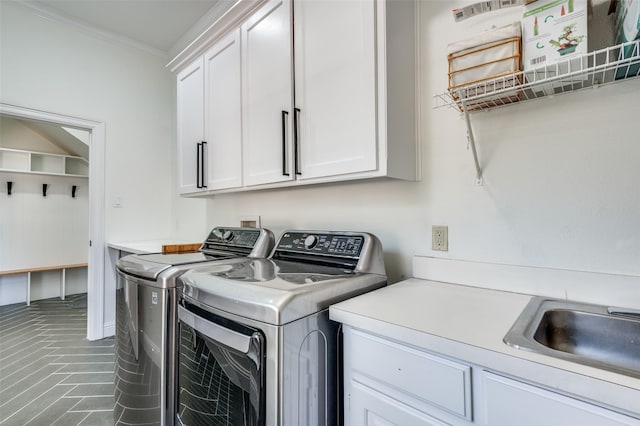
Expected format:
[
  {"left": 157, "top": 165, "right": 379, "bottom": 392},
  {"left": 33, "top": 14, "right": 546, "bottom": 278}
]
[{"left": 504, "top": 297, "right": 640, "bottom": 378}]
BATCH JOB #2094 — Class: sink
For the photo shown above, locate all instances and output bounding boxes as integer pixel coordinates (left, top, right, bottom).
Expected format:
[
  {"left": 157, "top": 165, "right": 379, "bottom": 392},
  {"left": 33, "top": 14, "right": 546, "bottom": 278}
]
[{"left": 504, "top": 297, "right": 640, "bottom": 378}]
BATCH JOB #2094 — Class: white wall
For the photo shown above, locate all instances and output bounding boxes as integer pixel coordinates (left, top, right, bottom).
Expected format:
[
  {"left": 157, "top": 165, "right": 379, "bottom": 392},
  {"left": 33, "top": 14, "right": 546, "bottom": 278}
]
[
  {"left": 0, "top": 172, "right": 88, "bottom": 270},
  {"left": 203, "top": 0, "right": 640, "bottom": 287},
  {"left": 0, "top": 1, "right": 206, "bottom": 245},
  {"left": 0, "top": 2, "right": 207, "bottom": 324},
  {"left": 1, "top": 0, "right": 638, "bottom": 319},
  {"left": 0, "top": 116, "right": 89, "bottom": 304}
]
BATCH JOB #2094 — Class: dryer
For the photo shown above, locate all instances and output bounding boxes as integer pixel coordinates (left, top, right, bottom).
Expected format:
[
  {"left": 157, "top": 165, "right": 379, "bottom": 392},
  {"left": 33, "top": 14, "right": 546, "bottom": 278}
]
[{"left": 114, "top": 227, "right": 274, "bottom": 426}]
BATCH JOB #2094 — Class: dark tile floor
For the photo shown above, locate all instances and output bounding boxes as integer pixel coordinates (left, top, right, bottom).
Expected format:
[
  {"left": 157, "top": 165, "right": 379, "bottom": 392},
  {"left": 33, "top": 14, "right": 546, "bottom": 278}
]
[{"left": 0, "top": 294, "right": 115, "bottom": 425}]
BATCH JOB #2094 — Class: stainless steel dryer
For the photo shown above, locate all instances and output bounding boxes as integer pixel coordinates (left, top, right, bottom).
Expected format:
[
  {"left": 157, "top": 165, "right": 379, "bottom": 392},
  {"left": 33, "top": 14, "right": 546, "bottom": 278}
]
[
  {"left": 114, "top": 227, "right": 274, "bottom": 426},
  {"left": 176, "top": 230, "right": 387, "bottom": 426}
]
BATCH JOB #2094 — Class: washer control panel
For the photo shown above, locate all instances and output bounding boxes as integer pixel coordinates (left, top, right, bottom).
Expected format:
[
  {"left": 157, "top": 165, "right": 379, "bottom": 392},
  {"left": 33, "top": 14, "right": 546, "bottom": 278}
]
[
  {"left": 277, "top": 232, "right": 364, "bottom": 257},
  {"left": 202, "top": 227, "right": 261, "bottom": 250}
]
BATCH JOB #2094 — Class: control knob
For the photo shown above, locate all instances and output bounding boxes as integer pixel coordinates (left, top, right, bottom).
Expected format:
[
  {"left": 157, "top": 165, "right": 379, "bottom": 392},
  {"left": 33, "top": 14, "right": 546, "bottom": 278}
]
[
  {"left": 304, "top": 235, "right": 318, "bottom": 249},
  {"left": 222, "top": 230, "right": 234, "bottom": 241}
]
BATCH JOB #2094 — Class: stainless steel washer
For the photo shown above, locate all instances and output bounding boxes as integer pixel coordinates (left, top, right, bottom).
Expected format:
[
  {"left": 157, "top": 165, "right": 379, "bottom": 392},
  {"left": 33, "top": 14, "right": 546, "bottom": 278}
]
[
  {"left": 114, "top": 227, "right": 274, "bottom": 426},
  {"left": 176, "top": 230, "right": 387, "bottom": 426}
]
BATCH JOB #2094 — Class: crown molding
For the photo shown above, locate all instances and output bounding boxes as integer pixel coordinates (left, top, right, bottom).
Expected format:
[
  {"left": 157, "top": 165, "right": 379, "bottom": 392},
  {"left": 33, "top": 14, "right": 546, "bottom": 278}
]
[
  {"left": 168, "top": 0, "right": 237, "bottom": 60},
  {"left": 15, "top": 0, "right": 168, "bottom": 58},
  {"left": 166, "top": 0, "right": 268, "bottom": 73}
]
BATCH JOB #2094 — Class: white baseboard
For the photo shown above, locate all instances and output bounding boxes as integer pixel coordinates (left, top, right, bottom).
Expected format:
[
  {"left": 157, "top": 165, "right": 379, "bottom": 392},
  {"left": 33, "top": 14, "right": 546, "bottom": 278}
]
[
  {"left": 413, "top": 256, "right": 640, "bottom": 309},
  {"left": 103, "top": 321, "right": 115, "bottom": 339}
]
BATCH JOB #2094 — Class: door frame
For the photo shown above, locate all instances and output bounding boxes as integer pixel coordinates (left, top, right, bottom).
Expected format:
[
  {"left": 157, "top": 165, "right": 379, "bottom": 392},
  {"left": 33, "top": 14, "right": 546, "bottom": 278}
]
[{"left": 0, "top": 103, "right": 106, "bottom": 340}]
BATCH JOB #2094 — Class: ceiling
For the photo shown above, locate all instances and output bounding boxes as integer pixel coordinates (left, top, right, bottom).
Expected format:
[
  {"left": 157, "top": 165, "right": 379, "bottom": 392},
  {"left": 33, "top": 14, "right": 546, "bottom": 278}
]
[
  {"left": 19, "top": 0, "right": 237, "bottom": 56},
  {"left": 0, "top": 115, "right": 90, "bottom": 159}
]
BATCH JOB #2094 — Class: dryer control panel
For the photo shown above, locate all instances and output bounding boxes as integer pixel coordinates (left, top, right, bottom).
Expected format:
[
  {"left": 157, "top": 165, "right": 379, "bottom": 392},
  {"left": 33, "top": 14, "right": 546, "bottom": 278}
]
[{"left": 277, "top": 232, "right": 364, "bottom": 257}]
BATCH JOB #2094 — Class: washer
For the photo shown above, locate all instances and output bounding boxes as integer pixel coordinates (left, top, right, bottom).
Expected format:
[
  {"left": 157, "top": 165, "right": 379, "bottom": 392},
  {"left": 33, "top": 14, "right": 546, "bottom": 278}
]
[
  {"left": 176, "top": 230, "right": 387, "bottom": 425},
  {"left": 114, "top": 227, "right": 274, "bottom": 426}
]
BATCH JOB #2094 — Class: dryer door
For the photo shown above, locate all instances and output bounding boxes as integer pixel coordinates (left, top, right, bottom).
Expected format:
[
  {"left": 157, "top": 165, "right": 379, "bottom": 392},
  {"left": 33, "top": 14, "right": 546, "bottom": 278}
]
[{"left": 177, "top": 303, "right": 265, "bottom": 426}]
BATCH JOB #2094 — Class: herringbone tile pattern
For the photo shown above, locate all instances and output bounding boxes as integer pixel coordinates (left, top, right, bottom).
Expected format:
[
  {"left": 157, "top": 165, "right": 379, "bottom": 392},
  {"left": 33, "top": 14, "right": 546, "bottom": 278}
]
[{"left": 0, "top": 294, "right": 115, "bottom": 425}]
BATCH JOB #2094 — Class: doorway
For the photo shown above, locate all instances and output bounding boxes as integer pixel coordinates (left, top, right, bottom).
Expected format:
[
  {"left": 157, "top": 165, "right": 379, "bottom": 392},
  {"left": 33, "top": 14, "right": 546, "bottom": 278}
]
[{"left": 0, "top": 103, "right": 106, "bottom": 340}]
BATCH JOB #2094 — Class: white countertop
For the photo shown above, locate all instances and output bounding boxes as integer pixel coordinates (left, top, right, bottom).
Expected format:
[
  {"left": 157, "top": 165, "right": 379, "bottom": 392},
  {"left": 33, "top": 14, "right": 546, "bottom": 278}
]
[
  {"left": 107, "top": 239, "right": 198, "bottom": 255},
  {"left": 330, "top": 278, "right": 640, "bottom": 416}
]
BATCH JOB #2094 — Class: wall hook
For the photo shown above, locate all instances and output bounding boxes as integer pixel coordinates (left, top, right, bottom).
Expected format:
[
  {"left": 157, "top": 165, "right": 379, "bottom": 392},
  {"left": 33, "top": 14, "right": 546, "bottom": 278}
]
[
  {"left": 7, "top": 181, "right": 12, "bottom": 196},
  {"left": 43, "top": 183, "right": 48, "bottom": 197},
  {"left": 72, "top": 185, "right": 77, "bottom": 198}
]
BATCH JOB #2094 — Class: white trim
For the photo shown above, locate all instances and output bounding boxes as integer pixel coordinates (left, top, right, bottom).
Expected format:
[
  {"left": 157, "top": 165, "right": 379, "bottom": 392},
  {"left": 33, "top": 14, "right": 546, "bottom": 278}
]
[
  {"left": 103, "top": 320, "right": 116, "bottom": 339},
  {"left": 0, "top": 103, "right": 106, "bottom": 341},
  {"left": 412, "top": 256, "right": 640, "bottom": 309},
  {"left": 413, "top": 0, "right": 423, "bottom": 181},
  {"left": 16, "top": 1, "right": 167, "bottom": 58},
  {"left": 168, "top": 0, "right": 241, "bottom": 60},
  {"left": 167, "top": 0, "right": 268, "bottom": 73},
  {"left": 89, "top": 122, "right": 106, "bottom": 341}
]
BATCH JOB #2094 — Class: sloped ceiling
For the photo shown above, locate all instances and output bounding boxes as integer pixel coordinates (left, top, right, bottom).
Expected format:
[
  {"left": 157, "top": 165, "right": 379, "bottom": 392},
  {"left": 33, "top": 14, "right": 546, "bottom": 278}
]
[{"left": 17, "top": 118, "right": 90, "bottom": 160}]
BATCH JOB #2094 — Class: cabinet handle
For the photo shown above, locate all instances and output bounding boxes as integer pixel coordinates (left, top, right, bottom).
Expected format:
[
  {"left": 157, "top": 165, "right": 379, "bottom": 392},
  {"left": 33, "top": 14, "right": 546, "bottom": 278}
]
[
  {"left": 294, "top": 108, "right": 301, "bottom": 175},
  {"left": 196, "top": 142, "right": 202, "bottom": 188},
  {"left": 282, "top": 110, "right": 290, "bottom": 176},
  {"left": 201, "top": 141, "right": 207, "bottom": 188}
]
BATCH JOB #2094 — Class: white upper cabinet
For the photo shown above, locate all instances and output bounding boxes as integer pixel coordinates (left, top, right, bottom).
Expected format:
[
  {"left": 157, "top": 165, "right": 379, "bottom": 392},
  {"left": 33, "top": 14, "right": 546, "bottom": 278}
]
[
  {"left": 173, "top": 0, "right": 419, "bottom": 195},
  {"left": 241, "top": 0, "right": 294, "bottom": 187},
  {"left": 293, "top": 0, "right": 377, "bottom": 180},
  {"left": 177, "top": 30, "right": 243, "bottom": 194},
  {"left": 204, "top": 29, "right": 243, "bottom": 190},
  {"left": 176, "top": 57, "right": 205, "bottom": 194}
]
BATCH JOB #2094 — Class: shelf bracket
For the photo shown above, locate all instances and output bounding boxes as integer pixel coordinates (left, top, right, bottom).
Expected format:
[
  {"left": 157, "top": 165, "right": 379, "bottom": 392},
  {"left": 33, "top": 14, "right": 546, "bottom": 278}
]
[{"left": 460, "top": 97, "right": 483, "bottom": 185}]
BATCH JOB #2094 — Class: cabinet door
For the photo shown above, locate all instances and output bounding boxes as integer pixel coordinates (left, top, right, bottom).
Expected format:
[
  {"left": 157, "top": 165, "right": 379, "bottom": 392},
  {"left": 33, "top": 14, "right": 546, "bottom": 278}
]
[
  {"left": 177, "top": 57, "right": 205, "bottom": 194},
  {"left": 483, "top": 372, "right": 640, "bottom": 426},
  {"left": 204, "top": 29, "right": 242, "bottom": 190},
  {"left": 293, "top": 0, "right": 377, "bottom": 180},
  {"left": 241, "top": 0, "right": 294, "bottom": 186},
  {"left": 350, "top": 381, "right": 449, "bottom": 426}
]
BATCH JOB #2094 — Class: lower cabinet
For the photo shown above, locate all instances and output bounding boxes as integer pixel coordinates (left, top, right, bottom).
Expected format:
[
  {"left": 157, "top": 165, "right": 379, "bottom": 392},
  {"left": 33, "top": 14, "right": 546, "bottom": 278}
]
[
  {"left": 350, "top": 381, "right": 448, "bottom": 426},
  {"left": 342, "top": 326, "right": 640, "bottom": 426},
  {"left": 344, "top": 327, "right": 472, "bottom": 426},
  {"left": 483, "top": 372, "right": 640, "bottom": 426}
]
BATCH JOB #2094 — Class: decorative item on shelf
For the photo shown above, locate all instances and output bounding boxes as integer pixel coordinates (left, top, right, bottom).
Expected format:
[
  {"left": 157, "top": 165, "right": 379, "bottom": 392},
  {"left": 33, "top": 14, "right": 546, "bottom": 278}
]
[
  {"left": 452, "top": 0, "right": 532, "bottom": 23},
  {"left": 43, "top": 183, "right": 48, "bottom": 197},
  {"left": 522, "top": 0, "right": 589, "bottom": 95},
  {"left": 72, "top": 185, "right": 77, "bottom": 198},
  {"left": 614, "top": 0, "right": 640, "bottom": 79},
  {"left": 434, "top": 39, "right": 640, "bottom": 112},
  {"left": 447, "top": 22, "right": 523, "bottom": 111}
]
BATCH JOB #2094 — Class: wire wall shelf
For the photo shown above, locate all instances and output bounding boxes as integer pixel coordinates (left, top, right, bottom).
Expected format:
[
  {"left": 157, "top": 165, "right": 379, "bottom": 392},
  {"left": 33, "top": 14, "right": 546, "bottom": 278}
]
[
  {"left": 434, "top": 39, "right": 640, "bottom": 111},
  {"left": 433, "top": 39, "right": 640, "bottom": 184}
]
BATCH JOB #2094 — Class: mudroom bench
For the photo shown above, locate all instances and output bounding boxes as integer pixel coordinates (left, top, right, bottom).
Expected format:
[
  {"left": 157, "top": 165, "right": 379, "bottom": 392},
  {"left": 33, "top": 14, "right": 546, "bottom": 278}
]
[{"left": 0, "top": 263, "right": 88, "bottom": 305}]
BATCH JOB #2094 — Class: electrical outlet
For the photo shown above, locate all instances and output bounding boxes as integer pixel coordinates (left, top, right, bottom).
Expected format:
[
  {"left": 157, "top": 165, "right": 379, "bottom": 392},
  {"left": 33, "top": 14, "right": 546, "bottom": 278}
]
[{"left": 432, "top": 225, "right": 448, "bottom": 251}]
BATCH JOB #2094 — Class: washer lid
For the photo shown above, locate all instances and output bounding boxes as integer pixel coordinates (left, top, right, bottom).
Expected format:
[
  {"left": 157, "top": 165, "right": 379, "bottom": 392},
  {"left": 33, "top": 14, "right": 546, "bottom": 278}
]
[
  {"left": 115, "top": 226, "right": 275, "bottom": 281},
  {"left": 180, "top": 258, "right": 387, "bottom": 325},
  {"left": 117, "top": 251, "right": 232, "bottom": 280}
]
